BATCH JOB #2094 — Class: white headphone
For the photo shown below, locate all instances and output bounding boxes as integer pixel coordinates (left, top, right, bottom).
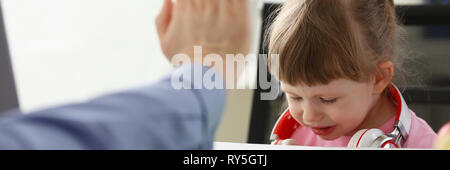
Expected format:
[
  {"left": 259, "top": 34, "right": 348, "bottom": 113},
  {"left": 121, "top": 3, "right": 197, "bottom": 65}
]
[{"left": 270, "top": 84, "right": 411, "bottom": 148}]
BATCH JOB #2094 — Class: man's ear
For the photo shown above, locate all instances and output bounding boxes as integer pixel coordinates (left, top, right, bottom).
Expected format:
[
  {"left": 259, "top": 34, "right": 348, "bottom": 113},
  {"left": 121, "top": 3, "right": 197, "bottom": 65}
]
[{"left": 373, "top": 61, "right": 394, "bottom": 94}]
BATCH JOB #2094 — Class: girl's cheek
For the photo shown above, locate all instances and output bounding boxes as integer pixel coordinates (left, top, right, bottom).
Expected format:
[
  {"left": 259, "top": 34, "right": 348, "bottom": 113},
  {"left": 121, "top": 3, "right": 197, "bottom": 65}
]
[
  {"left": 287, "top": 100, "right": 301, "bottom": 117},
  {"left": 329, "top": 102, "right": 365, "bottom": 127},
  {"left": 289, "top": 108, "right": 304, "bottom": 125}
]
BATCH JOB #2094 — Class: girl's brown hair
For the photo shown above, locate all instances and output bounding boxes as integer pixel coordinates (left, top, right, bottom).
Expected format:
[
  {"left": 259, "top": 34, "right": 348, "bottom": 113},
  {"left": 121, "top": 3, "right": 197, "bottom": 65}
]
[{"left": 268, "top": 0, "right": 405, "bottom": 87}]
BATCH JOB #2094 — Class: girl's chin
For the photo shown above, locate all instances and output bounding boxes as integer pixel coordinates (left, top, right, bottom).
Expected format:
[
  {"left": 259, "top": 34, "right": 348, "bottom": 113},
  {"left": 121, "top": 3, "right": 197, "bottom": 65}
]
[
  {"left": 318, "top": 134, "right": 341, "bottom": 140},
  {"left": 316, "top": 127, "right": 344, "bottom": 140},
  {"left": 344, "top": 129, "right": 361, "bottom": 137}
]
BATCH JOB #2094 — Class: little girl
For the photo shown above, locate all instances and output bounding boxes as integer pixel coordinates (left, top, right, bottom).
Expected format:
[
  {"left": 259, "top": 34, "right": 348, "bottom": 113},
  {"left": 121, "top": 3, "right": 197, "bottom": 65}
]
[{"left": 268, "top": 0, "right": 436, "bottom": 148}]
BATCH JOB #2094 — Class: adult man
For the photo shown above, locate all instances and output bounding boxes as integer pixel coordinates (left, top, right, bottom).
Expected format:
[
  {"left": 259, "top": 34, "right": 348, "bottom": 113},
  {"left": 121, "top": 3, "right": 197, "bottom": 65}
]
[{"left": 0, "top": 0, "right": 250, "bottom": 150}]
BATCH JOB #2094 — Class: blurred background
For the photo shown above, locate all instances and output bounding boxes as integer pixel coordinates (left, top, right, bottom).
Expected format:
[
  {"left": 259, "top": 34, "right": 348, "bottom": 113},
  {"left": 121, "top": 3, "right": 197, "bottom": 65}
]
[{"left": 0, "top": 0, "right": 449, "bottom": 144}]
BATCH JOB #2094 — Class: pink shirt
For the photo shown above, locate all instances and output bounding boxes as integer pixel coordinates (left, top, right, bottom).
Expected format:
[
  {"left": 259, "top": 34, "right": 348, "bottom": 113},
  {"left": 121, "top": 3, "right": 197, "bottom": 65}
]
[{"left": 290, "top": 110, "right": 437, "bottom": 148}]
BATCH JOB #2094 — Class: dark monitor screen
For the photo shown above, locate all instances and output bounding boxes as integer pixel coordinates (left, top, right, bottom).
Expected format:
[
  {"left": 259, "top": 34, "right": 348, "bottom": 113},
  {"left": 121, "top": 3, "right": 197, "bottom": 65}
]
[{"left": 0, "top": 4, "right": 19, "bottom": 113}]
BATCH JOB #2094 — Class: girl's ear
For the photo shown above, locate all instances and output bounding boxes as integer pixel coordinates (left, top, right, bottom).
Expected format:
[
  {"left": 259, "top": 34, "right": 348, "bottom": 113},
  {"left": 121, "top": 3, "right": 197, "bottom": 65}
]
[{"left": 373, "top": 61, "right": 394, "bottom": 94}]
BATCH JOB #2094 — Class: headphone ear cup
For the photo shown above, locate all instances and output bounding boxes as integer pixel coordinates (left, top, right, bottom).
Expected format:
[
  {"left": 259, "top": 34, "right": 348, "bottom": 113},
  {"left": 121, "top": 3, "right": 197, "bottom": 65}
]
[
  {"left": 347, "top": 129, "right": 385, "bottom": 148},
  {"left": 348, "top": 129, "right": 368, "bottom": 148}
]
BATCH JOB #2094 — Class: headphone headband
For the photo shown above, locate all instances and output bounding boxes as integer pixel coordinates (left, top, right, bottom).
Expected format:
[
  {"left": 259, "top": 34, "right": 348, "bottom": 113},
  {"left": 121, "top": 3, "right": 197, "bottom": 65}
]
[{"left": 388, "top": 84, "right": 411, "bottom": 143}]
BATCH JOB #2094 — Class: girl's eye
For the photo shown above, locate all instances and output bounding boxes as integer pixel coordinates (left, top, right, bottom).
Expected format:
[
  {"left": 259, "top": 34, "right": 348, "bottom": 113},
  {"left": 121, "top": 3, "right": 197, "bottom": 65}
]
[
  {"left": 320, "top": 98, "right": 337, "bottom": 104},
  {"left": 290, "top": 96, "right": 303, "bottom": 101}
]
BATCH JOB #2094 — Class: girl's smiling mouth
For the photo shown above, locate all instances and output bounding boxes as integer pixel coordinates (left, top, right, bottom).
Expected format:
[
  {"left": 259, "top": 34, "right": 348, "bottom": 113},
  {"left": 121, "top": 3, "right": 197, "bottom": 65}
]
[{"left": 311, "top": 125, "right": 337, "bottom": 136}]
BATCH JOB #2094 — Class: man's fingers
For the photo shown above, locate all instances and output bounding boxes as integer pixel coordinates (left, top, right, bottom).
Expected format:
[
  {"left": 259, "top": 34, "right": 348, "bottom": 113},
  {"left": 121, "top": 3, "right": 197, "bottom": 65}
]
[
  {"left": 233, "top": 0, "right": 249, "bottom": 13},
  {"left": 192, "top": 0, "right": 206, "bottom": 11},
  {"left": 205, "top": 0, "right": 220, "bottom": 15},
  {"left": 155, "top": 0, "right": 173, "bottom": 38},
  {"left": 218, "top": 0, "right": 233, "bottom": 13}
]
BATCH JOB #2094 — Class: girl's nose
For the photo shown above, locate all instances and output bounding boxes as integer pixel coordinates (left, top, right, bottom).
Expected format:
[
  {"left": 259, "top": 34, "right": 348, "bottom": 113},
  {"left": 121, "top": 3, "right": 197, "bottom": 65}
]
[{"left": 302, "top": 103, "right": 324, "bottom": 124}]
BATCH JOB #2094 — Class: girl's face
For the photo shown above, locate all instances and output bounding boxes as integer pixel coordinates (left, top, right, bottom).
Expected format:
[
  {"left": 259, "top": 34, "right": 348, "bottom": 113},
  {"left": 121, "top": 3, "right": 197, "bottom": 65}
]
[{"left": 281, "top": 79, "right": 378, "bottom": 140}]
